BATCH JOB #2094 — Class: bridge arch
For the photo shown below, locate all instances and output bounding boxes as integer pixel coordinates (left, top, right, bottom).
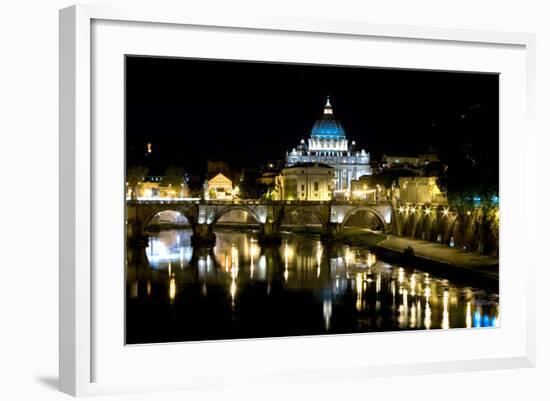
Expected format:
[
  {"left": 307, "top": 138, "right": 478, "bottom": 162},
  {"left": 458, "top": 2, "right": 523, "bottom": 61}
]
[
  {"left": 341, "top": 207, "right": 387, "bottom": 232},
  {"left": 278, "top": 205, "right": 328, "bottom": 229},
  {"left": 212, "top": 205, "right": 262, "bottom": 225},
  {"left": 140, "top": 206, "right": 195, "bottom": 235}
]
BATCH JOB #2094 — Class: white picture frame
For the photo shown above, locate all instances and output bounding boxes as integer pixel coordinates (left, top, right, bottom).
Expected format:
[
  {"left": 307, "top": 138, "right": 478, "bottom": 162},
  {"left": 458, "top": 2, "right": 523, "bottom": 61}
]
[{"left": 59, "top": 4, "right": 536, "bottom": 397}]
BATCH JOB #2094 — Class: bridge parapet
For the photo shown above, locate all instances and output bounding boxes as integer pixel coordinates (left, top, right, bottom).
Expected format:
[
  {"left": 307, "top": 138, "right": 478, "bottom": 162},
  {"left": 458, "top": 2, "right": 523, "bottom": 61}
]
[{"left": 126, "top": 199, "right": 394, "bottom": 247}]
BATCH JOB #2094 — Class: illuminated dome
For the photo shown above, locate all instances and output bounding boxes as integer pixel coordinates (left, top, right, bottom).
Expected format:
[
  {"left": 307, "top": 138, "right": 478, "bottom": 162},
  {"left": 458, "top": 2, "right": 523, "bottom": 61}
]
[{"left": 310, "top": 97, "right": 346, "bottom": 140}]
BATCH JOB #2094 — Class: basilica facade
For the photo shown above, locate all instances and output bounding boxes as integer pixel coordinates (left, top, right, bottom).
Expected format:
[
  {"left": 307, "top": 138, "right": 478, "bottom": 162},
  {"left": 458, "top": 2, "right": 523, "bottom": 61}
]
[{"left": 286, "top": 97, "right": 371, "bottom": 198}]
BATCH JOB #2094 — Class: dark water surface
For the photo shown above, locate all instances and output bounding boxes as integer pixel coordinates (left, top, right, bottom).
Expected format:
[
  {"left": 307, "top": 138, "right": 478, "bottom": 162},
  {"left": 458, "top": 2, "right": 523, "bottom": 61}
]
[{"left": 126, "top": 229, "right": 499, "bottom": 344}]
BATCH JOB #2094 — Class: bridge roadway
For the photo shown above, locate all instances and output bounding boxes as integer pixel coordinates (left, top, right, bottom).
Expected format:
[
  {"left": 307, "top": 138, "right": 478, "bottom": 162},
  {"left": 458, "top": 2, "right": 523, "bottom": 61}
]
[{"left": 126, "top": 199, "right": 394, "bottom": 246}]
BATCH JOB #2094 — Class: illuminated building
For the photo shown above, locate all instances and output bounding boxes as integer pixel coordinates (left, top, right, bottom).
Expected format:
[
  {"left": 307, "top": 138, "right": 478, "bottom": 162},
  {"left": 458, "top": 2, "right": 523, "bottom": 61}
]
[
  {"left": 397, "top": 176, "right": 447, "bottom": 204},
  {"left": 204, "top": 172, "right": 235, "bottom": 200},
  {"left": 280, "top": 162, "right": 334, "bottom": 201},
  {"left": 350, "top": 176, "right": 379, "bottom": 202},
  {"left": 127, "top": 180, "right": 190, "bottom": 200},
  {"left": 381, "top": 153, "right": 440, "bottom": 175},
  {"left": 383, "top": 154, "right": 439, "bottom": 167},
  {"left": 286, "top": 97, "right": 371, "bottom": 198}
]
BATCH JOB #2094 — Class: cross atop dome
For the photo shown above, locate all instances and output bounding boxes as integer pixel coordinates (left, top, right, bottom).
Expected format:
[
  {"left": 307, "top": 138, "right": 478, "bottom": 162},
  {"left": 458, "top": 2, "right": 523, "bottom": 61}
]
[{"left": 324, "top": 95, "right": 333, "bottom": 115}]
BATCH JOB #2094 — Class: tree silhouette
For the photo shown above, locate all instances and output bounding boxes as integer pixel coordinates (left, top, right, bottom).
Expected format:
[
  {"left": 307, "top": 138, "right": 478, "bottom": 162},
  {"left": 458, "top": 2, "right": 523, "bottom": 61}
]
[{"left": 126, "top": 165, "right": 148, "bottom": 200}]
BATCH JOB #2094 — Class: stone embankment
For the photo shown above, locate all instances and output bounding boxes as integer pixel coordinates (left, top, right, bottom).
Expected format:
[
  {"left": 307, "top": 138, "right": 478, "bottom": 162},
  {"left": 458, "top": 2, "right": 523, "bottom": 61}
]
[{"left": 336, "top": 230, "right": 498, "bottom": 291}]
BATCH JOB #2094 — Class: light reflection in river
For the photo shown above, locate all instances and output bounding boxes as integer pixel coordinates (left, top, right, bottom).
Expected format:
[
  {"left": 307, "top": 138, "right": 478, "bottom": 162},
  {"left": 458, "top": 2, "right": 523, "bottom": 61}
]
[{"left": 126, "top": 229, "right": 500, "bottom": 344}]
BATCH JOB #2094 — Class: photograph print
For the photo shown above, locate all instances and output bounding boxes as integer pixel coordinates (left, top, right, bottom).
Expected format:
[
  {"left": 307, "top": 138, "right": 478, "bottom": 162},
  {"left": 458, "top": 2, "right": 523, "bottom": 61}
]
[{"left": 125, "top": 56, "right": 499, "bottom": 344}]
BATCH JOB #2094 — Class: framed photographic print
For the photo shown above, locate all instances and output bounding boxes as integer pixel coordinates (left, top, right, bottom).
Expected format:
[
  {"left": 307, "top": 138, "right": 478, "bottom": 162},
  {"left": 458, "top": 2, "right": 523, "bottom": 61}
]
[{"left": 59, "top": 4, "right": 536, "bottom": 396}]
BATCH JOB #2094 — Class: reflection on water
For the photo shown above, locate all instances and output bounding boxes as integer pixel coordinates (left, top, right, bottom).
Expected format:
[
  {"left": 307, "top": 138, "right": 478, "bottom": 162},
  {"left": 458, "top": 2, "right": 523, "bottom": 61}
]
[{"left": 126, "top": 229, "right": 500, "bottom": 344}]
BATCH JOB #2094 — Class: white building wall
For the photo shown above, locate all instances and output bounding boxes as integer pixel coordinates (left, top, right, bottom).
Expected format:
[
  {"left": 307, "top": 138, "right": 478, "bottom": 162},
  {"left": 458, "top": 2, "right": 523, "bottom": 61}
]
[{"left": 281, "top": 166, "right": 334, "bottom": 201}]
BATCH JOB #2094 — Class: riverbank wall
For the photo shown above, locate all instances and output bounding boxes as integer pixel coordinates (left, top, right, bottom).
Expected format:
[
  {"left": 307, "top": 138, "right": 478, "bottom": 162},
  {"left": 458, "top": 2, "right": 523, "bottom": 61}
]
[
  {"left": 390, "top": 205, "right": 499, "bottom": 256},
  {"left": 332, "top": 229, "right": 498, "bottom": 291},
  {"left": 371, "top": 244, "right": 498, "bottom": 292}
]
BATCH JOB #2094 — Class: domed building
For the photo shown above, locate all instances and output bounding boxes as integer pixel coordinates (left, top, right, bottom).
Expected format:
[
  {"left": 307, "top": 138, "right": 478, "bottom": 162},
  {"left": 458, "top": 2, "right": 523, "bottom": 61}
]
[{"left": 286, "top": 97, "right": 371, "bottom": 198}]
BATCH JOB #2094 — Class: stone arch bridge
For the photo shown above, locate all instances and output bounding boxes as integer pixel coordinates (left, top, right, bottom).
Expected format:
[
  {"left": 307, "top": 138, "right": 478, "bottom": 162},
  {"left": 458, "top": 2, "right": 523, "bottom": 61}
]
[{"left": 126, "top": 200, "right": 393, "bottom": 247}]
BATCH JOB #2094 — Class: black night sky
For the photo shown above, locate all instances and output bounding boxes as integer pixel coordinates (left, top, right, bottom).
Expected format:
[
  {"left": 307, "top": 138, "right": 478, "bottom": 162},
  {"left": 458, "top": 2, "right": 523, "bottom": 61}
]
[{"left": 126, "top": 56, "right": 498, "bottom": 180}]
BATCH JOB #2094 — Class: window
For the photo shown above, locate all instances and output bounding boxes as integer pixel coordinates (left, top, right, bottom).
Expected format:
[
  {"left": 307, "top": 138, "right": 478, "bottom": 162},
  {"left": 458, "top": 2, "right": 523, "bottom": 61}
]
[
  {"left": 301, "top": 184, "right": 305, "bottom": 191},
  {"left": 314, "top": 182, "right": 319, "bottom": 191}
]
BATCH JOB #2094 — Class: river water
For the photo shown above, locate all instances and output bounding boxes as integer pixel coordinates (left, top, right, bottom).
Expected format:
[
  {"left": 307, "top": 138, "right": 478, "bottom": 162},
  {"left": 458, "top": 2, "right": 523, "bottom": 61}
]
[{"left": 126, "top": 229, "right": 499, "bottom": 344}]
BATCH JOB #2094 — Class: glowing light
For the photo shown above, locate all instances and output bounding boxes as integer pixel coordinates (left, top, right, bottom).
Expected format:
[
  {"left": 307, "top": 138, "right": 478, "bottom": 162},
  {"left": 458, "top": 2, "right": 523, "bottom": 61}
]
[
  {"left": 323, "top": 300, "right": 332, "bottom": 331},
  {"left": 473, "top": 308, "right": 482, "bottom": 327},
  {"left": 424, "top": 301, "right": 432, "bottom": 330},
  {"left": 284, "top": 242, "right": 290, "bottom": 269},
  {"left": 230, "top": 280, "right": 237, "bottom": 306},
  {"left": 466, "top": 302, "right": 472, "bottom": 328},
  {"left": 410, "top": 302, "right": 417, "bottom": 327},
  {"left": 424, "top": 207, "right": 431, "bottom": 215},
  {"left": 443, "top": 207, "right": 450, "bottom": 216},
  {"left": 424, "top": 284, "right": 431, "bottom": 299},
  {"left": 258, "top": 255, "right": 267, "bottom": 280},
  {"left": 442, "top": 289, "right": 450, "bottom": 329},
  {"left": 398, "top": 206, "right": 405, "bottom": 214},
  {"left": 410, "top": 273, "right": 416, "bottom": 296},
  {"left": 344, "top": 247, "right": 354, "bottom": 266},
  {"left": 398, "top": 267, "right": 405, "bottom": 284},
  {"left": 366, "top": 252, "right": 376, "bottom": 268},
  {"left": 231, "top": 244, "right": 239, "bottom": 270},
  {"left": 169, "top": 278, "right": 176, "bottom": 303}
]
